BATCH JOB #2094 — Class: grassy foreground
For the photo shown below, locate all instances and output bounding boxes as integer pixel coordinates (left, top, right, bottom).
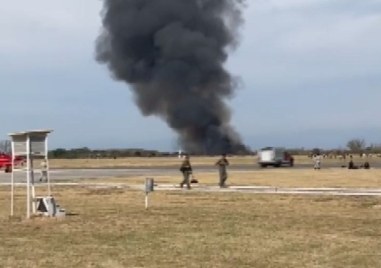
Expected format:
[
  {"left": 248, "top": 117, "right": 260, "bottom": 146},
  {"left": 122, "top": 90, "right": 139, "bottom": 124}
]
[{"left": 1, "top": 186, "right": 381, "bottom": 267}]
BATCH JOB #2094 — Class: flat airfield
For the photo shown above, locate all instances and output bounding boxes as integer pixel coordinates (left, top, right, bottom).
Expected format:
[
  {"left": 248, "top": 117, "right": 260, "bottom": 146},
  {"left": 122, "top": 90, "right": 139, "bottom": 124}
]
[
  {"left": 1, "top": 155, "right": 381, "bottom": 189},
  {"left": 0, "top": 156, "right": 380, "bottom": 267}
]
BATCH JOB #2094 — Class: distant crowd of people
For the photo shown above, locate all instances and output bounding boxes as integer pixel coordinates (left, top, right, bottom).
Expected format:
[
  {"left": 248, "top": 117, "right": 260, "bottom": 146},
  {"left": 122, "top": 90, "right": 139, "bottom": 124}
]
[
  {"left": 312, "top": 154, "right": 371, "bottom": 170},
  {"left": 347, "top": 155, "right": 370, "bottom": 170}
]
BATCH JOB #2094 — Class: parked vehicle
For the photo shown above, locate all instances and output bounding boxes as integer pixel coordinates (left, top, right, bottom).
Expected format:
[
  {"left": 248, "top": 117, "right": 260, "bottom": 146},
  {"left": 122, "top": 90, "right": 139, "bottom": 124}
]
[
  {"left": 258, "top": 147, "right": 294, "bottom": 168},
  {"left": 0, "top": 153, "right": 24, "bottom": 173}
]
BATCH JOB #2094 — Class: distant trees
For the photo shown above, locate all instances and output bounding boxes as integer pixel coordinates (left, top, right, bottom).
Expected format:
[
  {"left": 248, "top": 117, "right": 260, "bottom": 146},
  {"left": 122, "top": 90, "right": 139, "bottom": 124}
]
[
  {"left": 346, "top": 139, "right": 366, "bottom": 153},
  {"left": 49, "top": 147, "right": 92, "bottom": 159},
  {"left": 37, "top": 140, "right": 381, "bottom": 159},
  {"left": 50, "top": 148, "right": 68, "bottom": 158},
  {"left": 0, "top": 140, "right": 11, "bottom": 153},
  {"left": 48, "top": 147, "right": 174, "bottom": 159},
  {"left": 366, "top": 144, "right": 381, "bottom": 154},
  {"left": 311, "top": 148, "right": 321, "bottom": 156}
]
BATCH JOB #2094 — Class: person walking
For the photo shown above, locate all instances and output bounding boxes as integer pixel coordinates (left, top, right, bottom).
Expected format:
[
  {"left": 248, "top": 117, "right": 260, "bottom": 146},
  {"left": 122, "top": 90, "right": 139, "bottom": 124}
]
[
  {"left": 39, "top": 159, "right": 48, "bottom": 182},
  {"left": 215, "top": 154, "right": 229, "bottom": 188},
  {"left": 179, "top": 155, "right": 192, "bottom": 189}
]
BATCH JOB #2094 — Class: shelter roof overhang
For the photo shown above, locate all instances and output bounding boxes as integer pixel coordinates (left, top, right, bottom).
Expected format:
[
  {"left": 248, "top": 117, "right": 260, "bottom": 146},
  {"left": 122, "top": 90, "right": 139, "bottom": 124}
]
[{"left": 8, "top": 129, "right": 53, "bottom": 139}]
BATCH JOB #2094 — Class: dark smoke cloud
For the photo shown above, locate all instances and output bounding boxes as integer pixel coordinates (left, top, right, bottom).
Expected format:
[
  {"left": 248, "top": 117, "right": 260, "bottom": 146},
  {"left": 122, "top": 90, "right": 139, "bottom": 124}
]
[{"left": 96, "top": 0, "right": 249, "bottom": 154}]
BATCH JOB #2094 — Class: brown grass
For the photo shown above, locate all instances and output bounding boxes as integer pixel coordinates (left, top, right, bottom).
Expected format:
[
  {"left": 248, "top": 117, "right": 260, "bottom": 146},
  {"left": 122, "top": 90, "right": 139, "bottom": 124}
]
[
  {"left": 48, "top": 155, "right": 380, "bottom": 169},
  {"left": 1, "top": 186, "right": 380, "bottom": 267},
  {"left": 48, "top": 156, "right": 254, "bottom": 169}
]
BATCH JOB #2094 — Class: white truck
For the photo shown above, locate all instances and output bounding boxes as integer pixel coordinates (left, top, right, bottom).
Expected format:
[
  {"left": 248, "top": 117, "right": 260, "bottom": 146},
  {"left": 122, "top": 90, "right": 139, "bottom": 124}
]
[{"left": 258, "top": 147, "right": 294, "bottom": 168}]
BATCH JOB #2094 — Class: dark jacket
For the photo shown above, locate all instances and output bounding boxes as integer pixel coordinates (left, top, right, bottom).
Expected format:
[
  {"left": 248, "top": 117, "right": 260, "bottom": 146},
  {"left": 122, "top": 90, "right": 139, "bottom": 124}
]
[{"left": 180, "top": 159, "right": 192, "bottom": 173}]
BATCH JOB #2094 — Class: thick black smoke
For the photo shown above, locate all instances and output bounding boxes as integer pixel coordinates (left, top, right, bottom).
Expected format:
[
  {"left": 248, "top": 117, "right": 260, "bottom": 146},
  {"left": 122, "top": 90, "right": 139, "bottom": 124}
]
[{"left": 96, "top": 0, "right": 248, "bottom": 154}]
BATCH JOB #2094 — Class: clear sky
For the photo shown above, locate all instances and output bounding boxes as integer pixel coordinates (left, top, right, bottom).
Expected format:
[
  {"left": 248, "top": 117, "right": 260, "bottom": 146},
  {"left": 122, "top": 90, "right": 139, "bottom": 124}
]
[{"left": 1, "top": 0, "right": 380, "bottom": 151}]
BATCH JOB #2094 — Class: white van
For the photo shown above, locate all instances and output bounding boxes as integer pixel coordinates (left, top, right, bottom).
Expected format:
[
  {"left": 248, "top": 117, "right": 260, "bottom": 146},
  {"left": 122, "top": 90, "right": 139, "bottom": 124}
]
[{"left": 258, "top": 147, "right": 294, "bottom": 168}]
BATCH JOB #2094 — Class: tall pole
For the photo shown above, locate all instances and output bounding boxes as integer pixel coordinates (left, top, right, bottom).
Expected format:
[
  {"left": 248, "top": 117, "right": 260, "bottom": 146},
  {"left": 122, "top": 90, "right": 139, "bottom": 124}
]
[
  {"left": 10, "top": 141, "right": 15, "bottom": 217},
  {"left": 46, "top": 136, "right": 51, "bottom": 196},
  {"left": 30, "top": 153, "right": 36, "bottom": 214},
  {"left": 26, "top": 135, "right": 31, "bottom": 219}
]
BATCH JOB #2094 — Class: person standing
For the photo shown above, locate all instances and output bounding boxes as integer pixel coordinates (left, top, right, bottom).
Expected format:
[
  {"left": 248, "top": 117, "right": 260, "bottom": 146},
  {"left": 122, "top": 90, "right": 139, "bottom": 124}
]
[
  {"left": 179, "top": 155, "right": 192, "bottom": 189},
  {"left": 39, "top": 159, "right": 48, "bottom": 182},
  {"left": 313, "top": 154, "right": 321, "bottom": 170},
  {"left": 216, "top": 154, "right": 229, "bottom": 188}
]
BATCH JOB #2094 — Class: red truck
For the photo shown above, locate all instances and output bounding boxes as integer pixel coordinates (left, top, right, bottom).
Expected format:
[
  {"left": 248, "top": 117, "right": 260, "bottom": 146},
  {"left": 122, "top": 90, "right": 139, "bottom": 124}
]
[{"left": 0, "top": 153, "right": 25, "bottom": 173}]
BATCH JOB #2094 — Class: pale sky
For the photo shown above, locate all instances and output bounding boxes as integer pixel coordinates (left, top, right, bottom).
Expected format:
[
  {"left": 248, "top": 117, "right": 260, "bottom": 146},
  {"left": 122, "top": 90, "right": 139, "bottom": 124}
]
[{"left": 1, "top": 0, "right": 380, "bottom": 151}]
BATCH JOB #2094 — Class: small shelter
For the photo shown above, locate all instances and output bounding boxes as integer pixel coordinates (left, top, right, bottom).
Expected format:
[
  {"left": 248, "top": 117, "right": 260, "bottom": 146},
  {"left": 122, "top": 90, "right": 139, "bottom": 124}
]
[{"left": 8, "top": 129, "right": 53, "bottom": 219}]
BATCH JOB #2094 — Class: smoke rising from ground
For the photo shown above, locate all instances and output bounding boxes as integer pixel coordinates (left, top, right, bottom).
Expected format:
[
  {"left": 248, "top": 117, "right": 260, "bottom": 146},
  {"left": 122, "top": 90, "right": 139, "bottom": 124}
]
[{"left": 96, "top": 0, "right": 248, "bottom": 154}]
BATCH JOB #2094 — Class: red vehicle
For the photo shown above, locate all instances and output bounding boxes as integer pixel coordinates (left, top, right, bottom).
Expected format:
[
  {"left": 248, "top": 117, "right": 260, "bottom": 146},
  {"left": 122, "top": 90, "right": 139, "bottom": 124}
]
[{"left": 0, "top": 153, "right": 25, "bottom": 173}]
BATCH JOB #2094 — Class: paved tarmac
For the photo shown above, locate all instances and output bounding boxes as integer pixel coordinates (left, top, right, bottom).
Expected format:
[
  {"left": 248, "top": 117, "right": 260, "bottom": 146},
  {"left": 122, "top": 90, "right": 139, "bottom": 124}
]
[
  {"left": 0, "top": 162, "right": 380, "bottom": 183},
  {"left": 1, "top": 181, "right": 380, "bottom": 196},
  {"left": 150, "top": 184, "right": 381, "bottom": 196},
  {"left": 0, "top": 168, "right": 177, "bottom": 183},
  {"left": 1, "top": 165, "right": 381, "bottom": 196},
  {"left": 0, "top": 162, "right": 381, "bottom": 196}
]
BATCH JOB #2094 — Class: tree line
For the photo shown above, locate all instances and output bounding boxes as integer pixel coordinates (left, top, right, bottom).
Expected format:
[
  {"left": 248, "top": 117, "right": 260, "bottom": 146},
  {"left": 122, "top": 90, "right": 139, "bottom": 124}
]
[{"left": 0, "top": 138, "right": 380, "bottom": 159}]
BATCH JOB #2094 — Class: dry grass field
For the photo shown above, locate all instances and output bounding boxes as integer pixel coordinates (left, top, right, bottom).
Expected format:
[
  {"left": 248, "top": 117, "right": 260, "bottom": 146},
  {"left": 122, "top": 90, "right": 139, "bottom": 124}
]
[
  {"left": 47, "top": 155, "right": 376, "bottom": 169},
  {"left": 48, "top": 156, "right": 255, "bottom": 169},
  {"left": 1, "top": 157, "right": 381, "bottom": 267},
  {"left": 0, "top": 186, "right": 381, "bottom": 268}
]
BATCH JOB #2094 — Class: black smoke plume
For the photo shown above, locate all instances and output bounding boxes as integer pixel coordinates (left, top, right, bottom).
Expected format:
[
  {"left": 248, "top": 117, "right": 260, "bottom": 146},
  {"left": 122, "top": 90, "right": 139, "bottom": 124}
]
[{"left": 96, "top": 0, "right": 249, "bottom": 154}]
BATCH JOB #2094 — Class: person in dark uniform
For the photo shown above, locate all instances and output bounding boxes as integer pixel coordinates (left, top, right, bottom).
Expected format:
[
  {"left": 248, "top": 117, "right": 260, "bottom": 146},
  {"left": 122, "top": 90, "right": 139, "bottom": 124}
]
[
  {"left": 179, "top": 155, "right": 192, "bottom": 189},
  {"left": 215, "top": 154, "right": 229, "bottom": 188},
  {"left": 363, "top": 161, "right": 370, "bottom": 169},
  {"left": 348, "top": 155, "right": 358, "bottom": 169}
]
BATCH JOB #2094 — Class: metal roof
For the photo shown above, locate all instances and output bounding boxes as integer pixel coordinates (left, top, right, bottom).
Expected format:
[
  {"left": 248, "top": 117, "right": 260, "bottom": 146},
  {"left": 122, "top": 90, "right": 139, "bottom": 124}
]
[{"left": 8, "top": 129, "right": 53, "bottom": 137}]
